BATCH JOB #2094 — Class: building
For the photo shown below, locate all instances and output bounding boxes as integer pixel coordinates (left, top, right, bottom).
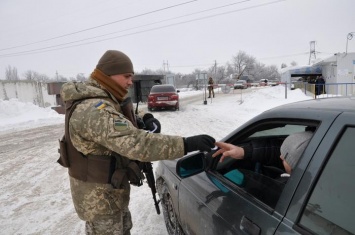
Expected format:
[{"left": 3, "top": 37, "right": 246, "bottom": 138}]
[
  {"left": 314, "top": 52, "right": 355, "bottom": 84},
  {"left": 281, "top": 52, "right": 355, "bottom": 95},
  {"left": 280, "top": 65, "right": 322, "bottom": 89}
]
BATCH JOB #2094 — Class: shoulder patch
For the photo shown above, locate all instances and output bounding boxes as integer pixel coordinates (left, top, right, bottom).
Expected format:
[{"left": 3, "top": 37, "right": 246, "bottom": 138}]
[
  {"left": 95, "top": 101, "right": 106, "bottom": 110},
  {"left": 114, "top": 119, "right": 129, "bottom": 131}
]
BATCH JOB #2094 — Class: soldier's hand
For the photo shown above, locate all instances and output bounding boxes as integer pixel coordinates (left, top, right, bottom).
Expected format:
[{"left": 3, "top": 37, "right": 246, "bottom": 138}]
[
  {"left": 143, "top": 113, "right": 161, "bottom": 133},
  {"left": 136, "top": 115, "right": 146, "bottom": 129},
  {"left": 184, "top": 134, "right": 215, "bottom": 154}
]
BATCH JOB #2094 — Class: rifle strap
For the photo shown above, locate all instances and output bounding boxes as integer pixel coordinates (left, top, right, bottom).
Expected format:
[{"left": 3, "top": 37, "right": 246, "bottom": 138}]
[{"left": 58, "top": 98, "right": 116, "bottom": 183}]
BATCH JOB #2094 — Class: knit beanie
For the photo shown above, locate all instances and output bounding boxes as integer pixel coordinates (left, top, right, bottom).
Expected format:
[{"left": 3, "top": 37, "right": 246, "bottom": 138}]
[
  {"left": 280, "top": 131, "right": 313, "bottom": 169},
  {"left": 96, "top": 50, "right": 134, "bottom": 76}
]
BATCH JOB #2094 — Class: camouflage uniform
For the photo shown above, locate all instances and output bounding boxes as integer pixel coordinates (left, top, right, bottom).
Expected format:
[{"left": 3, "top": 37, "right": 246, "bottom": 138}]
[{"left": 61, "top": 78, "right": 185, "bottom": 234}]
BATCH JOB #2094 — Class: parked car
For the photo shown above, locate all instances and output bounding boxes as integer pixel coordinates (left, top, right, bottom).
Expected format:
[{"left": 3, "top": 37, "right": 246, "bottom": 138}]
[
  {"left": 259, "top": 79, "right": 269, "bottom": 86},
  {"left": 233, "top": 80, "right": 248, "bottom": 89},
  {"left": 147, "top": 84, "right": 180, "bottom": 111},
  {"left": 155, "top": 97, "right": 355, "bottom": 235}
]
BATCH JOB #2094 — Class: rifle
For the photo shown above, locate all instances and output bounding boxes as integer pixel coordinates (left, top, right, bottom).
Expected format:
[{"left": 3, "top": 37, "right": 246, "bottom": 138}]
[
  {"left": 139, "top": 161, "right": 161, "bottom": 214},
  {"left": 120, "top": 95, "right": 161, "bottom": 215}
]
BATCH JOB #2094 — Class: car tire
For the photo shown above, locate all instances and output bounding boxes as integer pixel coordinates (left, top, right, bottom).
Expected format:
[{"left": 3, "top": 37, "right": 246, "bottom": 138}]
[{"left": 160, "top": 182, "right": 184, "bottom": 235}]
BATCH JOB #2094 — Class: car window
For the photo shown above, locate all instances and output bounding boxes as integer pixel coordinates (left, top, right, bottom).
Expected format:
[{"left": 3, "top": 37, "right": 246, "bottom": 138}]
[
  {"left": 299, "top": 126, "right": 355, "bottom": 234},
  {"left": 151, "top": 86, "right": 175, "bottom": 93},
  {"left": 214, "top": 122, "right": 316, "bottom": 209},
  {"left": 249, "top": 124, "right": 307, "bottom": 138}
]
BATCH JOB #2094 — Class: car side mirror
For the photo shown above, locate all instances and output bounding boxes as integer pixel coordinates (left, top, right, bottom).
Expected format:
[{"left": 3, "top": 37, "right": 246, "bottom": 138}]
[
  {"left": 176, "top": 152, "right": 206, "bottom": 178},
  {"left": 176, "top": 90, "right": 180, "bottom": 93}
]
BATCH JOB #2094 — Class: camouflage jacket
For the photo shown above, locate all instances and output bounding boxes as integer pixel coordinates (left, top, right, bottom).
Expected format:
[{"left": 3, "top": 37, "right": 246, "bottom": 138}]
[{"left": 60, "top": 77, "right": 184, "bottom": 222}]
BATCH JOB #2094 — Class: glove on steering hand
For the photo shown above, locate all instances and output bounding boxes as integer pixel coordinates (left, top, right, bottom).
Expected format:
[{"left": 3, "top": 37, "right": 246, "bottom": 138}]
[
  {"left": 184, "top": 134, "right": 215, "bottom": 154},
  {"left": 143, "top": 113, "right": 161, "bottom": 133}
]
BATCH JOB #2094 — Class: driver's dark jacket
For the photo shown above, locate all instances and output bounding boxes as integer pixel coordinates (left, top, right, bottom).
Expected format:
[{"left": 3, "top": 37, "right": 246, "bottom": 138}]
[{"left": 241, "top": 138, "right": 285, "bottom": 171}]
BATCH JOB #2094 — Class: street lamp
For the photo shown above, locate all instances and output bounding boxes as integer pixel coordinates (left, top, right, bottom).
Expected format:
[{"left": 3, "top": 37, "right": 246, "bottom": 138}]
[{"left": 346, "top": 32, "right": 355, "bottom": 54}]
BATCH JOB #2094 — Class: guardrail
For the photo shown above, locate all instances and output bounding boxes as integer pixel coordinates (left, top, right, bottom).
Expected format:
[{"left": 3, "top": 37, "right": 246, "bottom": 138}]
[{"left": 289, "top": 82, "right": 355, "bottom": 99}]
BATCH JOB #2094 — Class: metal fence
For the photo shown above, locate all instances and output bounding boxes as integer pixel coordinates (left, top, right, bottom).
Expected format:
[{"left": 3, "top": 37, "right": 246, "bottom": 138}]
[{"left": 292, "top": 82, "right": 355, "bottom": 99}]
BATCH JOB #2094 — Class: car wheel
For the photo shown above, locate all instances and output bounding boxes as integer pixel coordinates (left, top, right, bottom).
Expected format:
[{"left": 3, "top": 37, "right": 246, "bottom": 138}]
[{"left": 160, "top": 182, "right": 184, "bottom": 235}]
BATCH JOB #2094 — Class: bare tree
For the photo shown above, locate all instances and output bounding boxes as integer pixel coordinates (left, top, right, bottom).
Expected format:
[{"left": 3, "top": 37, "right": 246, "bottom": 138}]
[
  {"left": 35, "top": 72, "right": 50, "bottom": 81},
  {"left": 5, "top": 65, "right": 19, "bottom": 80},
  {"left": 250, "top": 63, "right": 280, "bottom": 81},
  {"left": 24, "top": 70, "right": 35, "bottom": 80},
  {"left": 139, "top": 68, "right": 166, "bottom": 75},
  {"left": 290, "top": 61, "right": 298, "bottom": 66},
  {"left": 23, "top": 70, "right": 50, "bottom": 81},
  {"left": 230, "top": 51, "right": 256, "bottom": 80},
  {"left": 76, "top": 73, "right": 87, "bottom": 82},
  {"left": 57, "top": 75, "right": 68, "bottom": 82}
]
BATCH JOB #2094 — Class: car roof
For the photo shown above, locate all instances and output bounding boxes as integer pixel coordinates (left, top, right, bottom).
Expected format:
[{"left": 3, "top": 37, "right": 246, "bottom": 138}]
[
  {"left": 222, "top": 97, "right": 355, "bottom": 142},
  {"left": 150, "top": 84, "right": 176, "bottom": 92},
  {"left": 152, "top": 84, "right": 174, "bottom": 88}
]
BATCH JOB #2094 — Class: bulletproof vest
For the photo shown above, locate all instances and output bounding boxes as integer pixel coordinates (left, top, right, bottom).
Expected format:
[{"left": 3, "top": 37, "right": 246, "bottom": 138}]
[{"left": 57, "top": 98, "right": 143, "bottom": 187}]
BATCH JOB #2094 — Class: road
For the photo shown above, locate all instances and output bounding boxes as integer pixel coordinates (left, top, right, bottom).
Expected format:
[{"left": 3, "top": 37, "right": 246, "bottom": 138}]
[{"left": 0, "top": 88, "right": 250, "bottom": 234}]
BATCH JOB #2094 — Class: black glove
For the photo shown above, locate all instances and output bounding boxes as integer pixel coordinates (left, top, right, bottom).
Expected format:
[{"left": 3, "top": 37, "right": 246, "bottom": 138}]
[
  {"left": 135, "top": 115, "right": 145, "bottom": 129},
  {"left": 143, "top": 113, "right": 161, "bottom": 133},
  {"left": 184, "top": 134, "right": 215, "bottom": 154}
]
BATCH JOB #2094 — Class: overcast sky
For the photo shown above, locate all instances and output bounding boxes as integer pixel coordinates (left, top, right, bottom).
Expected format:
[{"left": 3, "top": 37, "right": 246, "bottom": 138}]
[{"left": 0, "top": 0, "right": 354, "bottom": 79}]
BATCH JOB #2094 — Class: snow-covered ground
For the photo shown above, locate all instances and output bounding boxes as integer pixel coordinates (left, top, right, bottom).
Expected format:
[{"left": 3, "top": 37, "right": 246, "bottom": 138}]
[{"left": 0, "top": 86, "right": 312, "bottom": 234}]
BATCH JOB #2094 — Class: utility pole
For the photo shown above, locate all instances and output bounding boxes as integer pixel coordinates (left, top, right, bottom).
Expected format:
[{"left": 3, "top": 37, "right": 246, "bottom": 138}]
[
  {"left": 214, "top": 60, "right": 217, "bottom": 80},
  {"left": 56, "top": 71, "right": 59, "bottom": 81},
  {"left": 309, "top": 41, "right": 316, "bottom": 65},
  {"left": 163, "top": 60, "right": 170, "bottom": 73},
  {"left": 346, "top": 32, "right": 355, "bottom": 55}
]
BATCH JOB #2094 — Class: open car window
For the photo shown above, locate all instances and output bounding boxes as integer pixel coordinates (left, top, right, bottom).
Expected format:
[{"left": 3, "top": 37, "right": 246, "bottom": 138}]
[
  {"left": 211, "top": 120, "right": 319, "bottom": 209},
  {"left": 248, "top": 124, "right": 308, "bottom": 138}
]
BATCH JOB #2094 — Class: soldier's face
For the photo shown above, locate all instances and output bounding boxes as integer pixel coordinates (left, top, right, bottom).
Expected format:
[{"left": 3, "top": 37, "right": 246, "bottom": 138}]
[{"left": 110, "top": 73, "right": 134, "bottom": 90}]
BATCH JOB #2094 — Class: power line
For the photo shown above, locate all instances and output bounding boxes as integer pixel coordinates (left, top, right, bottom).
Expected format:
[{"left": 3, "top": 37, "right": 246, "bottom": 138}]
[
  {"left": 0, "top": 0, "right": 252, "bottom": 57},
  {"left": 170, "top": 63, "right": 214, "bottom": 68},
  {"left": 0, "top": 0, "right": 197, "bottom": 52},
  {"left": 0, "top": 0, "right": 286, "bottom": 58},
  {"left": 259, "top": 52, "right": 309, "bottom": 60}
]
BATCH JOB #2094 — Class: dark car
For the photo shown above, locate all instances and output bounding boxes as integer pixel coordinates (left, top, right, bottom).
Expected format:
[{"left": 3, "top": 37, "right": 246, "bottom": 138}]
[
  {"left": 233, "top": 80, "right": 248, "bottom": 89},
  {"left": 155, "top": 97, "right": 355, "bottom": 235},
  {"left": 147, "top": 84, "right": 180, "bottom": 111}
]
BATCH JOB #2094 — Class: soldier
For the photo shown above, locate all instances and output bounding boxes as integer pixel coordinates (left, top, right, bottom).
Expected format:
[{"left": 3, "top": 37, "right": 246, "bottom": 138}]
[
  {"left": 59, "top": 50, "right": 215, "bottom": 234},
  {"left": 208, "top": 77, "right": 215, "bottom": 98}
]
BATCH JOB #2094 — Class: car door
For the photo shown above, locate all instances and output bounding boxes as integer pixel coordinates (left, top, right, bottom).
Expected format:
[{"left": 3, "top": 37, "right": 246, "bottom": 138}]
[
  {"left": 276, "top": 112, "right": 355, "bottom": 234},
  {"left": 177, "top": 119, "right": 320, "bottom": 235},
  {"left": 178, "top": 170, "right": 287, "bottom": 235}
]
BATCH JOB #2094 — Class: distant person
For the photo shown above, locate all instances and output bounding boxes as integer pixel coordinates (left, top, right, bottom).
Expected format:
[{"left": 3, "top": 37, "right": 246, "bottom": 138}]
[
  {"left": 315, "top": 76, "right": 326, "bottom": 95},
  {"left": 212, "top": 131, "right": 313, "bottom": 176},
  {"left": 208, "top": 77, "right": 215, "bottom": 98},
  {"left": 58, "top": 49, "right": 215, "bottom": 234}
]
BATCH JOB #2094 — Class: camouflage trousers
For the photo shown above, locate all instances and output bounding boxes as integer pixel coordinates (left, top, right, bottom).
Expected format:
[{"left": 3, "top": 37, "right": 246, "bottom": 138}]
[
  {"left": 69, "top": 177, "right": 132, "bottom": 235},
  {"left": 85, "top": 208, "right": 132, "bottom": 235}
]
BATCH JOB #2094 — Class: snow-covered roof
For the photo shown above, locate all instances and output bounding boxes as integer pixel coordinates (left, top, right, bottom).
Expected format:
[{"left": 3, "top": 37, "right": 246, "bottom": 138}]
[{"left": 280, "top": 65, "right": 322, "bottom": 75}]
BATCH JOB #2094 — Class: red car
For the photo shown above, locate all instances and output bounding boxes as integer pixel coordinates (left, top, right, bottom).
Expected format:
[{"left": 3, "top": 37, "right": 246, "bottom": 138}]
[{"left": 147, "top": 84, "right": 180, "bottom": 111}]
